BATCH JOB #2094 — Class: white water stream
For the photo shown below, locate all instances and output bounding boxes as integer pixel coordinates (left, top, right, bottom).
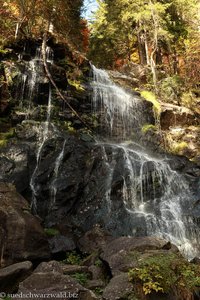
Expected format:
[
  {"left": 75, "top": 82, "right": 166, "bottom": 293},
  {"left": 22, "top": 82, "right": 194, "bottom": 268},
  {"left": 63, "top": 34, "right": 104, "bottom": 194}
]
[
  {"left": 91, "top": 65, "right": 200, "bottom": 259},
  {"left": 30, "top": 85, "right": 52, "bottom": 212},
  {"left": 50, "top": 139, "right": 66, "bottom": 208}
]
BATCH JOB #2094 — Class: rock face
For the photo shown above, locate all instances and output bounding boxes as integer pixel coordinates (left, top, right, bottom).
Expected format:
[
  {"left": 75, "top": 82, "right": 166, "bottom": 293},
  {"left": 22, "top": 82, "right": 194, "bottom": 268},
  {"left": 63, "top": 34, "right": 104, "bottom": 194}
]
[
  {"left": 1, "top": 122, "right": 200, "bottom": 246},
  {"left": 102, "top": 273, "right": 134, "bottom": 300},
  {"left": 160, "top": 103, "right": 199, "bottom": 130},
  {"left": 0, "top": 183, "right": 50, "bottom": 267}
]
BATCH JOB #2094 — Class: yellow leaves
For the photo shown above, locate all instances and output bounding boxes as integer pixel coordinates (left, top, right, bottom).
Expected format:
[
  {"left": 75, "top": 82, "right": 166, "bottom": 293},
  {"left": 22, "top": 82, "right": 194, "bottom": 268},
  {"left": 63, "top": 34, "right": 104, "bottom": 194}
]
[{"left": 143, "top": 281, "right": 164, "bottom": 295}]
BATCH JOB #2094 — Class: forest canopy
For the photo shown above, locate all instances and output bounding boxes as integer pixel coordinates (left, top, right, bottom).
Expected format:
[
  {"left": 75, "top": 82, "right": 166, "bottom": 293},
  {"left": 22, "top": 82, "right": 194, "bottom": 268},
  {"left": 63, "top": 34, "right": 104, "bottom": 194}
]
[
  {"left": 0, "top": 0, "right": 85, "bottom": 47},
  {"left": 89, "top": 0, "right": 200, "bottom": 89}
]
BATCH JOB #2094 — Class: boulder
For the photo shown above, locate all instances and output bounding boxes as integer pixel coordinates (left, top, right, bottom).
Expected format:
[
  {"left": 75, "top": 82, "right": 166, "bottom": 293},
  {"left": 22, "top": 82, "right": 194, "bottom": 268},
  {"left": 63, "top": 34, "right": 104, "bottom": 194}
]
[
  {"left": 86, "top": 279, "right": 105, "bottom": 290},
  {"left": 0, "top": 183, "right": 50, "bottom": 267},
  {"left": 160, "top": 103, "right": 199, "bottom": 130},
  {"left": 0, "top": 261, "right": 32, "bottom": 293},
  {"left": 48, "top": 235, "right": 76, "bottom": 254},
  {"left": 102, "top": 273, "right": 134, "bottom": 300},
  {"left": 78, "top": 226, "right": 114, "bottom": 254},
  {"left": 100, "top": 237, "right": 171, "bottom": 276},
  {"left": 16, "top": 261, "right": 98, "bottom": 300},
  {"left": 34, "top": 261, "right": 63, "bottom": 274}
]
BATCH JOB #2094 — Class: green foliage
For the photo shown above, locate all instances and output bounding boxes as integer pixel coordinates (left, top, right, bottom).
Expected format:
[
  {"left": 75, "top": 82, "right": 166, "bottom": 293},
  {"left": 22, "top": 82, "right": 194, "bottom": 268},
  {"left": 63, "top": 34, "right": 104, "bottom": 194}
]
[
  {"left": 63, "top": 251, "right": 82, "bottom": 265},
  {"left": 94, "top": 258, "right": 103, "bottom": 267},
  {"left": 181, "top": 92, "right": 197, "bottom": 109},
  {"left": 72, "top": 272, "right": 89, "bottom": 285},
  {"left": 129, "top": 253, "right": 200, "bottom": 296},
  {"left": 89, "top": 0, "right": 200, "bottom": 92},
  {"left": 160, "top": 76, "right": 184, "bottom": 103},
  {"left": 142, "top": 124, "right": 157, "bottom": 133},
  {"left": 44, "top": 228, "right": 60, "bottom": 237},
  {"left": 94, "top": 287, "right": 103, "bottom": 296}
]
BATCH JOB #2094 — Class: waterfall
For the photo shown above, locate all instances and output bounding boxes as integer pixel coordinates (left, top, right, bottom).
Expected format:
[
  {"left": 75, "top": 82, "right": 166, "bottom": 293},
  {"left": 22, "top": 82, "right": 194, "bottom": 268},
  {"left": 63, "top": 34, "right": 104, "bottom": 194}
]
[
  {"left": 91, "top": 66, "right": 200, "bottom": 259},
  {"left": 50, "top": 139, "right": 66, "bottom": 208},
  {"left": 18, "top": 45, "right": 54, "bottom": 114},
  {"left": 30, "top": 85, "right": 52, "bottom": 212},
  {"left": 91, "top": 65, "right": 145, "bottom": 140}
]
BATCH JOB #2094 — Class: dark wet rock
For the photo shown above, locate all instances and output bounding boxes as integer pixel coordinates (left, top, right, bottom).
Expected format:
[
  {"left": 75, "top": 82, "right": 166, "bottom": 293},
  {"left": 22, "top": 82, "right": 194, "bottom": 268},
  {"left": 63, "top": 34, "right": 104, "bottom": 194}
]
[
  {"left": 0, "top": 183, "right": 50, "bottom": 267},
  {"left": 0, "top": 261, "right": 32, "bottom": 293},
  {"left": 102, "top": 273, "right": 134, "bottom": 300},
  {"left": 49, "top": 64, "right": 68, "bottom": 89},
  {"left": 48, "top": 235, "right": 76, "bottom": 254}
]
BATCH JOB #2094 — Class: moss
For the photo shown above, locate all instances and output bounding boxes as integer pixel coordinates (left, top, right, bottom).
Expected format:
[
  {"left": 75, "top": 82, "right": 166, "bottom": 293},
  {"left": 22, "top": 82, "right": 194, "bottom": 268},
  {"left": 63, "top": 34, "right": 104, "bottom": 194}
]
[
  {"left": 128, "top": 253, "right": 200, "bottom": 297},
  {"left": 0, "top": 128, "right": 15, "bottom": 147},
  {"left": 72, "top": 272, "right": 89, "bottom": 285},
  {"left": 0, "top": 139, "right": 7, "bottom": 147},
  {"left": 142, "top": 124, "right": 157, "bottom": 133},
  {"left": 44, "top": 228, "right": 60, "bottom": 237},
  {"left": 171, "top": 141, "right": 188, "bottom": 154},
  {"left": 141, "top": 90, "right": 161, "bottom": 117}
]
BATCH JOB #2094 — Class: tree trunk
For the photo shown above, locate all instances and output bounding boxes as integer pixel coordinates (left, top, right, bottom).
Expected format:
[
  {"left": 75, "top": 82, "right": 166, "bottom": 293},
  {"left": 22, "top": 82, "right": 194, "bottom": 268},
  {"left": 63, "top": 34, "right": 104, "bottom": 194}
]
[
  {"left": 137, "top": 32, "right": 147, "bottom": 65},
  {"left": 144, "top": 31, "right": 150, "bottom": 65}
]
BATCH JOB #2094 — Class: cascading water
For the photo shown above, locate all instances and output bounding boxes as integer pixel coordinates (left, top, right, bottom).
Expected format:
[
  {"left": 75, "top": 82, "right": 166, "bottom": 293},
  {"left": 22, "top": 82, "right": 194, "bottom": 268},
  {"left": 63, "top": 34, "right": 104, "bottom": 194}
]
[
  {"left": 91, "top": 65, "right": 146, "bottom": 140},
  {"left": 17, "top": 45, "right": 54, "bottom": 115},
  {"left": 50, "top": 139, "right": 66, "bottom": 208},
  {"left": 91, "top": 65, "right": 200, "bottom": 259},
  {"left": 30, "top": 85, "right": 53, "bottom": 212}
]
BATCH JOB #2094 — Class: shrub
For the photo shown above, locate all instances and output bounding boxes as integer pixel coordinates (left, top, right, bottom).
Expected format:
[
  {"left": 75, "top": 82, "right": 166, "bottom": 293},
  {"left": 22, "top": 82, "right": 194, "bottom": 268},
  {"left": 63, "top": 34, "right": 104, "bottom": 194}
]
[
  {"left": 63, "top": 250, "right": 82, "bottom": 265},
  {"left": 72, "top": 272, "right": 89, "bottom": 285},
  {"left": 160, "top": 75, "right": 184, "bottom": 103},
  {"left": 128, "top": 253, "right": 200, "bottom": 297}
]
